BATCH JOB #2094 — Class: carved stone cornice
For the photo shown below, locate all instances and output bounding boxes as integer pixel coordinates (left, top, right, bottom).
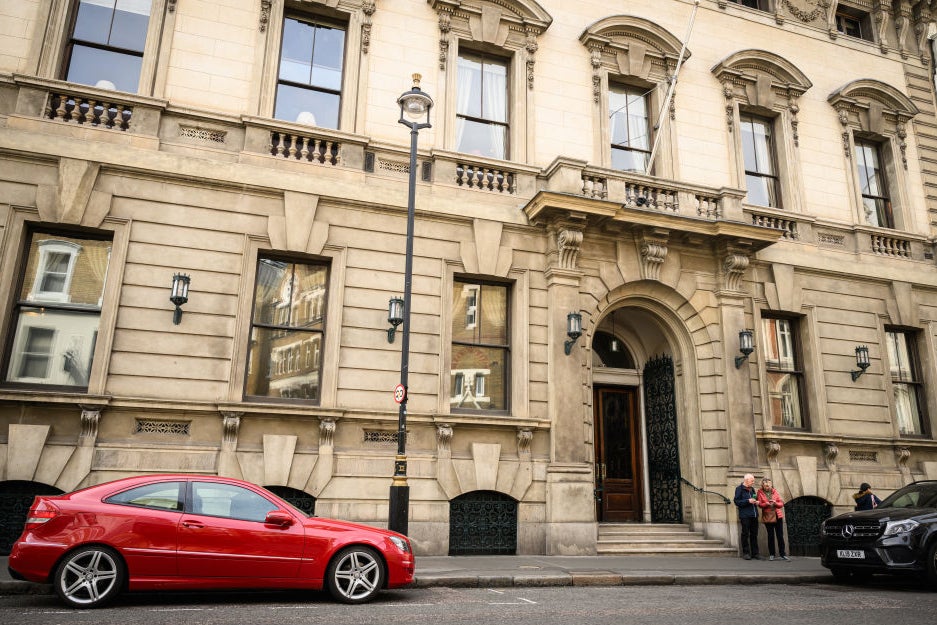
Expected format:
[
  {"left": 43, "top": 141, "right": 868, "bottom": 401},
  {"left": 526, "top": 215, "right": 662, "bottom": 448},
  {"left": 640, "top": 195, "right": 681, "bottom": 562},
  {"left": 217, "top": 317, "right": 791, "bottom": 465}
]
[{"left": 319, "top": 417, "right": 336, "bottom": 447}]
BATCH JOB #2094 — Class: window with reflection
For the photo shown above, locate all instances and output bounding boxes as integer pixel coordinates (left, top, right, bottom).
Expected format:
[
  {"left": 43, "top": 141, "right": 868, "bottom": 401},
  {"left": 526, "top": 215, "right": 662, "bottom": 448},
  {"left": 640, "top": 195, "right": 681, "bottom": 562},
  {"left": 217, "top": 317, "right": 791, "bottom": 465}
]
[
  {"left": 456, "top": 52, "right": 509, "bottom": 160},
  {"left": 855, "top": 139, "right": 893, "bottom": 228},
  {"left": 740, "top": 114, "right": 780, "bottom": 208},
  {"left": 4, "top": 230, "right": 111, "bottom": 388},
  {"left": 450, "top": 279, "right": 509, "bottom": 411},
  {"left": 274, "top": 15, "right": 346, "bottom": 129},
  {"left": 246, "top": 257, "right": 328, "bottom": 402},
  {"left": 64, "top": 0, "right": 152, "bottom": 92},
  {"left": 762, "top": 316, "right": 805, "bottom": 428},
  {"left": 835, "top": 6, "right": 873, "bottom": 41},
  {"left": 609, "top": 84, "right": 650, "bottom": 172},
  {"left": 886, "top": 329, "right": 926, "bottom": 436}
]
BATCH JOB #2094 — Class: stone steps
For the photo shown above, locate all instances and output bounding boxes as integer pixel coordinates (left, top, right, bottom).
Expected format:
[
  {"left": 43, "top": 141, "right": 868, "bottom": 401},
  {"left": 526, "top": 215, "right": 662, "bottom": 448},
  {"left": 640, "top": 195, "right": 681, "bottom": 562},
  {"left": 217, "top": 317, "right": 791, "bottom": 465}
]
[{"left": 597, "top": 523, "right": 736, "bottom": 556}]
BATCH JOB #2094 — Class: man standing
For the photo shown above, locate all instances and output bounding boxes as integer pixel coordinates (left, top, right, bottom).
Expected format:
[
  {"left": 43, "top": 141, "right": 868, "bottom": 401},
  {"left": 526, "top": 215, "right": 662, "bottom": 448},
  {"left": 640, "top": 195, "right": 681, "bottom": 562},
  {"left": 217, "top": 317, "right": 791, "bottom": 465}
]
[{"left": 734, "top": 473, "right": 761, "bottom": 560}]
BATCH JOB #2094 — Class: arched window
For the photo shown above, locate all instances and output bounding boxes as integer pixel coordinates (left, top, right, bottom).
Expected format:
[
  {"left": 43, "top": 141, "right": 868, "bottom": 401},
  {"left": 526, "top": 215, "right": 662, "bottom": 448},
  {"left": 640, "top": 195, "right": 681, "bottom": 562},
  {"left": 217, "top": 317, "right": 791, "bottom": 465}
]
[
  {"left": 264, "top": 485, "right": 316, "bottom": 517},
  {"left": 785, "top": 496, "right": 832, "bottom": 557},
  {"left": 449, "top": 490, "right": 517, "bottom": 555}
]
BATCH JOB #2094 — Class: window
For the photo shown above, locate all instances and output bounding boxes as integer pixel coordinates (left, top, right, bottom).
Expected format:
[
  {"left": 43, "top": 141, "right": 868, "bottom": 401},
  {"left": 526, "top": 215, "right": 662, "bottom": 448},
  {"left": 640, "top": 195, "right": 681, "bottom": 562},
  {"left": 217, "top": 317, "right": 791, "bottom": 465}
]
[
  {"left": 885, "top": 330, "right": 926, "bottom": 436},
  {"left": 107, "top": 481, "right": 184, "bottom": 511},
  {"left": 855, "top": 139, "right": 893, "bottom": 228},
  {"left": 762, "top": 317, "right": 805, "bottom": 428},
  {"left": 190, "top": 482, "right": 278, "bottom": 522},
  {"left": 274, "top": 15, "right": 345, "bottom": 129},
  {"left": 740, "top": 114, "right": 781, "bottom": 208},
  {"left": 456, "top": 52, "right": 509, "bottom": 160},
  {"left": 450, "top": 279, "right": 509, "bottom": 411},
  {"left": 63, "top": 0, "right": 152, "bottom": 92},
  {"left": 609, "top": 84, "right": 650, "bottom": 172},
  {"left": 835, "top": 7, "right": 873, "bottom": 42},
  {"left": 4, "top": 230, "right": 111, "bottom": 388},
  {"left": 730, "top": 0, "right": 771, "bottom": 10},
  {"left": 245, "top": 257, "right": 328, "bottom": 402}
]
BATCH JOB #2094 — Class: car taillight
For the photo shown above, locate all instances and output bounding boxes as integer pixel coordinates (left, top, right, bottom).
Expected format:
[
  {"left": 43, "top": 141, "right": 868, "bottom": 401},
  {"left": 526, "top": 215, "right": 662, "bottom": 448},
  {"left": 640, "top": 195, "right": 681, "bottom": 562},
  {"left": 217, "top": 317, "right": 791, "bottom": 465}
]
[{"left": 25, "top": 504, "right": 59, "bottom": 527}]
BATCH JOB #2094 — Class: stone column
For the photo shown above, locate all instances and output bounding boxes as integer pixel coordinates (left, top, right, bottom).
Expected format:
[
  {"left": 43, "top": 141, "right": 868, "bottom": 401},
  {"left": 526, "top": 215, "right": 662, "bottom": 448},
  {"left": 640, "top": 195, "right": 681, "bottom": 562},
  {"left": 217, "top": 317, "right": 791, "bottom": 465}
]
[{"left": 543, "top": 218, "right": 596, "bottom": 554}]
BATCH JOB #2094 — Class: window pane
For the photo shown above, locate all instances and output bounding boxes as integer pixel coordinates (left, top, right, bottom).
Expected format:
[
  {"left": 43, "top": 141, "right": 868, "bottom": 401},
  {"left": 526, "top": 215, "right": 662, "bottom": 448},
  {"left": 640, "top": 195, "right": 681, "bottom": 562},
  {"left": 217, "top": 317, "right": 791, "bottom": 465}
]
[
  {"left": 455, "top": 118, "right": 506, "bottom": 159},
  {"left": 611, "top": 146, "right": 648, "bottom": 172},
  {"left": 744, "top": 173, "right": 773, "bottom": 207},
  {"left": 280, "top": 18, "right": 315, "bottom": 84},
  {"left": 855, "top": 143, "right": 884, "bottom": 196},
  {"left": 450, "top": 344, "right": 507, "bottom": 410},
  {"left": 766, "top": 371, "right": 803, "bottom": 428},
  {"left": 66, "top": 44, "right": 143, "bottom": 92},
  {"left": 109, "top": 0, "right": 151, "bottom": 52},
  {"left": 108, "top": 482, "right": 183, "bottom": 510},
  {"left": 73, "top": 0, "right": 116, "bottom": 45},
  {"left": 481, "top": 59, "right": 507, "bottom": 122},
  {"left": 895, "top": 383, "right": 923, "bottom": 436},
  {"left": 289, "top": 263, "right": 328, "bottom": 329},
  {"left": 274, "top": 83, "right": 340, "bottom": 128},
  {"left": 246, "top": 327, "right": 321, "bottom": 400},
  {"left": 456, "top": 55, "right": 483, "bottom": 118},
  {"left": 452, "top": 282, "right": 507, "bottom": 344},
  {"left": 192, "top": 482, "right": 278, "bottom": 522},
  {"left": 886, "top": 331, "right": 916, "bottom": 381},
  {"left": 311, "top": 25, "right": 344, "bottom": 91},
  {"left": 7, "top": 308, "right": 99, "bottom": 385},
  {"left": 20, "top": 235, "right": 110, "bottom": 306},
  {"left": 253, "top": 259, "right": 289, "bottom": 325}
]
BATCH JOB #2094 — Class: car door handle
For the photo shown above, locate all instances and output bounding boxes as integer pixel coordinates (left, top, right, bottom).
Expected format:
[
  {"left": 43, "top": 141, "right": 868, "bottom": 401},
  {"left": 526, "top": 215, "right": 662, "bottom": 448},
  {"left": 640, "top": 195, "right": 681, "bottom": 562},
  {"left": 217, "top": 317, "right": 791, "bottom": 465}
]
[{"left": 181, "top": 520, "right": 204, "bottom": 529}]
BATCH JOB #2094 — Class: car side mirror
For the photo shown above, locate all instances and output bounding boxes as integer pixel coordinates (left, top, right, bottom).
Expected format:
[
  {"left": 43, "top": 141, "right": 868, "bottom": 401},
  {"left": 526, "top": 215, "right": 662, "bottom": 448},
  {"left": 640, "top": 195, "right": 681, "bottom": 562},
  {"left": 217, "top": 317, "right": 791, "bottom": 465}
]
[{"left": 264, "top": 510, "right": 294, "bottom": 527}]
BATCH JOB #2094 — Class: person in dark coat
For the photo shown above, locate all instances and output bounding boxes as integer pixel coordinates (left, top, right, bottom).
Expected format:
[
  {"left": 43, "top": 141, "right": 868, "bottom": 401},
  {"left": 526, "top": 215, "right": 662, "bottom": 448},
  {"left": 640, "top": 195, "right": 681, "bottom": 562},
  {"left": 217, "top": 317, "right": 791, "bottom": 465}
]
[
  {"left": 734, "top": 473, "right": 761, "bottom": 560},
  {"left": 853, "top": 483, "right": 882, "bottom": 511}
]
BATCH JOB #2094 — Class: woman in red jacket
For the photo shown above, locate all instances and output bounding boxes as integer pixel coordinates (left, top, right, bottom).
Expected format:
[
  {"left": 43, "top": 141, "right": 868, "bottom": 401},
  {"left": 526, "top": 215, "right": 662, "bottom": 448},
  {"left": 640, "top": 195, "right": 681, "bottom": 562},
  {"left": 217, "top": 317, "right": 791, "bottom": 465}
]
[{"left": 757, "top": 477, "right": 790, "bottom": 561}]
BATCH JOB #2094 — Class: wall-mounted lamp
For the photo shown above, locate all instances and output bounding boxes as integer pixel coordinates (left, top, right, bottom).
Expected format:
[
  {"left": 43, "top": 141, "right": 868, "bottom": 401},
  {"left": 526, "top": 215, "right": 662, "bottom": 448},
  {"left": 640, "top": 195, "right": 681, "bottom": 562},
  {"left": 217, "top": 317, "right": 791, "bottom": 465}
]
[
  {"left": 170, "top": 273, "right": 190, "bottom": 325},
  {"left": 609, "top": 310, "right": 620, "bottom": 353},
  {"left": 734, "top": 329, "right": 754, "bottom": 368},
  {"left": 387, "top": 296, "right": 404, "bottom": 343},
  {"left": 565, "top": 311, "right": 583, "bottom": 355},
  {"left": 851, "top": 345, "right": 870, "bottom": 381}
]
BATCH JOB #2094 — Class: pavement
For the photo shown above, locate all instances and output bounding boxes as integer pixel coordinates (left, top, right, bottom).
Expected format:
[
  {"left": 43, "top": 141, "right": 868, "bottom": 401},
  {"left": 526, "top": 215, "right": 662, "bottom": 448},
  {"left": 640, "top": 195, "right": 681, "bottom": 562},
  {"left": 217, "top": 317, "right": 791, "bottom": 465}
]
[{"left": 1, "top": 553, "right": 832, "bottom": 595}]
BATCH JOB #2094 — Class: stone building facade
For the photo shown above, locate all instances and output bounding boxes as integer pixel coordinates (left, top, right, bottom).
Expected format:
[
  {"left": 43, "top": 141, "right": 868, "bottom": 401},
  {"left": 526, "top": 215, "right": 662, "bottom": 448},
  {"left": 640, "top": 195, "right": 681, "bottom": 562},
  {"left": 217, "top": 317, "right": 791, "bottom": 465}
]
[{"left": 2, "top": 0, "right": 937, "bottom": 556}]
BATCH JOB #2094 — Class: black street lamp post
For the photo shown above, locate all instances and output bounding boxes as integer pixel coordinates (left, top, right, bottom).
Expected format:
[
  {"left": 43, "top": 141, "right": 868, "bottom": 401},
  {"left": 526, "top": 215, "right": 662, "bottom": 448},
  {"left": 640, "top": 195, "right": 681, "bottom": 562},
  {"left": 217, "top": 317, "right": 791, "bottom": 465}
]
[{"left": 389, "top": 74, "right": 433, "bottom": 536}]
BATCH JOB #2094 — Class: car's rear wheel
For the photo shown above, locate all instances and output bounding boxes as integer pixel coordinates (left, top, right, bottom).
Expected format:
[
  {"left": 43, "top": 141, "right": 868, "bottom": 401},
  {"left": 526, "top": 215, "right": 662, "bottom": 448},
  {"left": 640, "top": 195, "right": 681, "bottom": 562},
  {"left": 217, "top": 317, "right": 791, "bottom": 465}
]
[
  {"left": 927, "top": 541, "right": 937, "bottom": 589},
  {"left": 53, "top": 545, "right": 125, "bottom": 608},
  {"left": 325, "top": 546, "right": 385, "bottom": 604}
]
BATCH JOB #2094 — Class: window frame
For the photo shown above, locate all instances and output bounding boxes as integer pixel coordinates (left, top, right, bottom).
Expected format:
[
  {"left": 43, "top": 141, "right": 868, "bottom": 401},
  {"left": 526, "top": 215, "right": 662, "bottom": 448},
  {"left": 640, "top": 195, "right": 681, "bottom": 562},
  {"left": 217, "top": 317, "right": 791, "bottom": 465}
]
[
  {"left": 2, "top": 227, "right": 112, "bottom": 391},
  {"left": 449, "top": 276, "right": 511, "bottom": 415},
  {"left": 739, "top": 112, "right": 782, "bottom": 208},
  {"left": 834, "top": 5, "right": 874, "bottom": 43},
  {"left": 243, "top": 253, "right": 330, "bottom": 405},
  {"left": 760, "top": 314, "right": 808, "bottom": 430},
  {"left": 454, "top": 50, "right": 511, "bottom": 161},
  {"left": 854, "top": 137, "right": 894, "bottom": 228},
  {"left": 884, "top": 328, "right": 928, "bottom": 438},
  {"left": 730, "top": 0, "right": 771, "bottom": 11},
  {"left": 608, "top": 82, "right": 652, "bottom": 173}
]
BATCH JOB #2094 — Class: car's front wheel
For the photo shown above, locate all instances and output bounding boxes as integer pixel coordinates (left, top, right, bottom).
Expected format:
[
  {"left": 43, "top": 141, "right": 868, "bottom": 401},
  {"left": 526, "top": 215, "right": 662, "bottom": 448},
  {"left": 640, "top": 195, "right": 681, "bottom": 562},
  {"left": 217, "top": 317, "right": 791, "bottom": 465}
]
[
  {"left": 927, "top": 541, "right": 937, "bottom": 589},
  {"left": 325, "top": 546, "right": 385, "bottom": 604},
  {"left": 53, "top": 545, "right": 126, "bottom": 608}
]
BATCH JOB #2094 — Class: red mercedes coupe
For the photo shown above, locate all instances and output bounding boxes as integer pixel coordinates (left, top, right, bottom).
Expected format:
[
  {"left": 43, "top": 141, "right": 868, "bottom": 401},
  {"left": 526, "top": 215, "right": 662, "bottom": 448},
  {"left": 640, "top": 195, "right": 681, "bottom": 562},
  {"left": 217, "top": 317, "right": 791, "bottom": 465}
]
[{"left": 8, "top": 474, "right": 415, "bottom": 608}]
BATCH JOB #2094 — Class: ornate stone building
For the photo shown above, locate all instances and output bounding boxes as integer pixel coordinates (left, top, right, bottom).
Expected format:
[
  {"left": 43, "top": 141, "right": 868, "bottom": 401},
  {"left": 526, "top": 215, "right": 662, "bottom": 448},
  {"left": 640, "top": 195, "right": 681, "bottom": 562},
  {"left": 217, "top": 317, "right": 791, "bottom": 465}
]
[{"left": 2, "top": 0, "right": 937, "bottom": 556}]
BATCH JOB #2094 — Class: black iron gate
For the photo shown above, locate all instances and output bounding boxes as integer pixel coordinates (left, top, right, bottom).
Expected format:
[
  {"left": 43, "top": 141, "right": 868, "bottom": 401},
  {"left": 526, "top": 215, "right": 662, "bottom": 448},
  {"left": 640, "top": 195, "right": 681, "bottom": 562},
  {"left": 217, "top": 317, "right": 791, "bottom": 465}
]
[
  {"left": 643, "top": 355, "right": 682, "bottom": 523},
  {"left": 785, "top": 496, "right": 832, "bottom": 557},
  {"left": 449, "top": 490, "right": 517, "bottom": 555},
  {"left": 264, "top": 485, "right": 316, "bottom": 516},
  {"left": 0, "top": 481, "right": 64, "bottom": 555}
]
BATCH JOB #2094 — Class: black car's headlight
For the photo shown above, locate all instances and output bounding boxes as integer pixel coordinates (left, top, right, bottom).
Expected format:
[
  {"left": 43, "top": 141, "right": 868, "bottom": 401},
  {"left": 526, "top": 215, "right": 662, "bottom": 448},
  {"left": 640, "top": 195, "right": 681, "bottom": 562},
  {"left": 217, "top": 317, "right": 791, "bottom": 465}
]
[
  {"left": 883, "top": 519, "right": 919, "bottom": 536},
  {"left": 820, "top": 521, "right": 829, "bottom": 536},
  {"left": 389, "top": 536, "right": 411, "bottom": 553}
]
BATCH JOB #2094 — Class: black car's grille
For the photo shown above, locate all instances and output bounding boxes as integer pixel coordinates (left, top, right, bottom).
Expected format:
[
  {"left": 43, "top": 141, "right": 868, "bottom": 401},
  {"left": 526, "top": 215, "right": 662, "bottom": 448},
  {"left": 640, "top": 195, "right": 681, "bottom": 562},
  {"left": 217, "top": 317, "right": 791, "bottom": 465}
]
[{"left": 824, "top": 520, "right": 883, "bottom": 541}]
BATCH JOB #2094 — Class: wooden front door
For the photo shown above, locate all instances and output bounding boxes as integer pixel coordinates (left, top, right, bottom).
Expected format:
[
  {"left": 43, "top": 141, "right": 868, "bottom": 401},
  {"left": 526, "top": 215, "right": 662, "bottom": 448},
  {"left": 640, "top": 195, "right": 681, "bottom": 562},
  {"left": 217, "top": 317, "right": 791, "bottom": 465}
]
[{"left": 594, "top": 387, "right": 642, "bottom": 522}]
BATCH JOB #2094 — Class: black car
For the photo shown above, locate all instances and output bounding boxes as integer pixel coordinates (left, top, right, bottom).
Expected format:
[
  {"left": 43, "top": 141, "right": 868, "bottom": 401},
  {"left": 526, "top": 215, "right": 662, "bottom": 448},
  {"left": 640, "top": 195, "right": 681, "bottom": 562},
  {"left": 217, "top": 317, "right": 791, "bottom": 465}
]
[{"left": 820, "top": 480, "right": 937, "bottom": 586}]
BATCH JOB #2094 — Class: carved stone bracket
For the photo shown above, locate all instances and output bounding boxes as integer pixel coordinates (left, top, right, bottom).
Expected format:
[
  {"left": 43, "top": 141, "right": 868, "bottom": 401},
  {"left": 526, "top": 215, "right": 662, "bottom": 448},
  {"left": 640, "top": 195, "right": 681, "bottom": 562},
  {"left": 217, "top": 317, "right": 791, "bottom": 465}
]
[
  {"left": 823, "top": 441, "right": 839, "bottom": 465},
  {"left": 517, "top": 427, "right": 532, "bottom": 455},
  {"left": 896, "top": 0, "right": 912, "bottom": 59},
  {"left": 897, "top": 123, "right": 909, "bottom": 169},
  {"left": 722, "top": 249, "right": 751, "bottom": 292},
  {"left": 438, "top": 8, "right": 452, "bottom": 69},
  {"left": 789, "top": 98, "right": 800, "bottom": 146},
  {"left": 895, "top": 445, "right": 911, "bottom": 468},
  {"left": 79, "top": 406, "right": 101, "bottom": 446},
  {"left": 319, "top": 417, "right": 336, "bottom": 447},
  {"left": 525, "top": 29, "right": 538, "bottom": 90},
  {"left": 837, "top": 105, "right": 851, "bottom": 159},
  {"left": 260, "top": 0, "right": 271, "bottom": 32},
  {"left": 638, "top": 230, "right": 669, "bottom": 281},
  {"left": 557, "top": 227, "right": 584, "bottom": 270},
  {"left": 723, "top": 80, "right": 735, "bottom": 132},
  {"left": 221, "top": 411, "right": 242, "bottom": 448},
  {"left": 765, "top": 439, "right": 781, "bottom": 462},
  {"left": 589, "top": 46, "right": 602, "bottom": 103},
  {"left": 874, "top": 1, "right": 891, "bottom": 54},
  {"left": 915, "top": 4, "right": 933, "bottom": 65},
  {"left": 436, "top": 423, "right": 453, "bottom": 453},
  {"left": 362, "top": 1, "right": 376, "bottom": 54},
  {"left": 168, "top": 0, "right": 177, "bottom": 13}
]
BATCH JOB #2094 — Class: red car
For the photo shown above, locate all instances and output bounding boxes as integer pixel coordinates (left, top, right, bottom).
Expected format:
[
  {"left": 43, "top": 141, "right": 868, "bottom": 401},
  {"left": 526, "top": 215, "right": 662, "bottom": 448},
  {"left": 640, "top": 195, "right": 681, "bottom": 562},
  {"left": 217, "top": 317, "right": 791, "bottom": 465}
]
[{"left": 8, "top": 474, "right": 414, "bottom": 608}]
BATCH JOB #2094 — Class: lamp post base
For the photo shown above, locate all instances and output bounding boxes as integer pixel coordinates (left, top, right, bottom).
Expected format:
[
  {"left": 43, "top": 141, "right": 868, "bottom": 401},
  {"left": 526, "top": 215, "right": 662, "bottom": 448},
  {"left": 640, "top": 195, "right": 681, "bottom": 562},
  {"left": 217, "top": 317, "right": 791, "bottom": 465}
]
[{"left": 388, "top": 484, "right": 409, "bottom": 535}]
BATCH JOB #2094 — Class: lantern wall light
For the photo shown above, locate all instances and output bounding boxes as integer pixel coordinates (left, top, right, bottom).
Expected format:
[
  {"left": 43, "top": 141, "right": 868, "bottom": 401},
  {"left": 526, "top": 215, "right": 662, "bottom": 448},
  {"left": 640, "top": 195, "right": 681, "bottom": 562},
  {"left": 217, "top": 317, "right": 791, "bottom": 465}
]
[
  {"left": 851, "top": 345, "right": 870, "bottom": 381},
  {"left": 565, "top": 311, "right": 583, "bottom": 355},
  {"left": 387, "top": 296, "right": 404, "bottom": 343},
  {"left": 734, "top": 329, "right": 754, "bottom": 368},
  {"left": 170, "top": 273, "right": 190, "bottom": 325}
]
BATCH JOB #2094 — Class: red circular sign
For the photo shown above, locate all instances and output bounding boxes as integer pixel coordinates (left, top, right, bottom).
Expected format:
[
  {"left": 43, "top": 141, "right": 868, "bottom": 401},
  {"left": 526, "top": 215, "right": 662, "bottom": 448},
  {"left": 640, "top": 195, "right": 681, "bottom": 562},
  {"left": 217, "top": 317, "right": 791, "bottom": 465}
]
[{"left": 393, "top": 384, "right": 406, "bottom": 404}]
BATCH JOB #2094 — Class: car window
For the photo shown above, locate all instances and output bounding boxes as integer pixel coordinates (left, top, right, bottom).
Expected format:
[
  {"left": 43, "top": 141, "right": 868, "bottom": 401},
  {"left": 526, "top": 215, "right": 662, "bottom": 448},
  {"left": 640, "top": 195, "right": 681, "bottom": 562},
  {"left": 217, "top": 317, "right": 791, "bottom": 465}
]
[
  {"left": 190, "top": 482, "right": 279, "bottom": 522},
  {"left": 106, "top": 481, "right": 184, "bottom": 511},
  {"left": 882, "top": 484, "right": 937, "bottom": 509}
]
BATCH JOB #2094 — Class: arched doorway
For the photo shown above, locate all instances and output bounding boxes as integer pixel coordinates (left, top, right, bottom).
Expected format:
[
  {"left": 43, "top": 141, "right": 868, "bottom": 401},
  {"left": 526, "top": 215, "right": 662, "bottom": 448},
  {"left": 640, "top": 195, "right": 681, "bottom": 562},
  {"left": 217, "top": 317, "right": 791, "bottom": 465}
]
[
  {"left": 448, "top": 490, "right": 517, "bottom": 555},
  {"left": 0, "top": 480, "right": 64, "bottom": 555}
]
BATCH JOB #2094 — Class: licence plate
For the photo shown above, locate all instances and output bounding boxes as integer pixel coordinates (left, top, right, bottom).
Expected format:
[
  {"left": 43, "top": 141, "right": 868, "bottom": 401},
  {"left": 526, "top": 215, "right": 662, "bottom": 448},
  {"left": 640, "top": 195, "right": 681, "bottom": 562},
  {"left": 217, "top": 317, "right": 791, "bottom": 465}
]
[{"left": 837, "top": 549, "right": 865, "bottom": 559}]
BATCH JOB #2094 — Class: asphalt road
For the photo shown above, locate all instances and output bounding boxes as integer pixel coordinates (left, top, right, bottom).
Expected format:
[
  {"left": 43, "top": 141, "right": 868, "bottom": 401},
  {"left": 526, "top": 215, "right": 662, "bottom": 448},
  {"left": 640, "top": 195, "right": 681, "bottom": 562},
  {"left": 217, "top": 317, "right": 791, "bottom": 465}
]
[{"left": 1, "top": 581, "right": 935, "bottom": 625}]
